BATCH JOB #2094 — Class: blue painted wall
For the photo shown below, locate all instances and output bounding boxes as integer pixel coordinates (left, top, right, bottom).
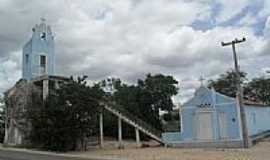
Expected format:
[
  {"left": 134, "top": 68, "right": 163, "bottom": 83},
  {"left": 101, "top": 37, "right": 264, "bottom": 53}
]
[
  {"left": 22, "top": 20, "right": 55, "bottom": 80},
  {"left": 245, "top": 105, "right": 270, "bottom": 136}
]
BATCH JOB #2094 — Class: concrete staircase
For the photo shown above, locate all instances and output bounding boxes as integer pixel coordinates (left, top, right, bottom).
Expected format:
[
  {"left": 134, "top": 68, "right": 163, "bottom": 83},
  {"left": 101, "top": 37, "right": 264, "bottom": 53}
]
[{"left": 102, "top": 102, "right": 163, "bottom": 144}]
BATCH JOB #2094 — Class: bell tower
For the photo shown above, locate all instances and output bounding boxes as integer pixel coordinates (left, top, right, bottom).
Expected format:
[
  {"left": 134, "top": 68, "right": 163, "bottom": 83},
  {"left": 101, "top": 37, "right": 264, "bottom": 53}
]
[{"left": 22, "top": 18, "right": 55, "bottom": 80}]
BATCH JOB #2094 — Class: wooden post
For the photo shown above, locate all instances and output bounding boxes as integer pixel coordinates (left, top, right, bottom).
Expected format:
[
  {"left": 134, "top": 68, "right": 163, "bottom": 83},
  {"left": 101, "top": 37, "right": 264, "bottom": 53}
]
[
  {"left": 135, "top": 127, "right": 141, "bottom": 148},
  {"left": 55, "top": 80, "right": 60, "bottom": 89},
  {"left": 118, "top": 117, "right": 123, "bottom": 149},
  {"left": 4, "top": 107, "right": 9, "bottom": 144},
  {"left": 99, "top": 112, "right": 104, "bottom": 148}
]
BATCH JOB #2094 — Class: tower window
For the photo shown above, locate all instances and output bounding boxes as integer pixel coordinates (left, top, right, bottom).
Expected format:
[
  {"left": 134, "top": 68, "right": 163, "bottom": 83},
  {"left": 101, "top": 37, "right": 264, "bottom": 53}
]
[
  {"left": 25, "top": 54, "right": 29, "bottom": 63},
  {"left": 40, "top": 55, "right": 46, "bottom": 67},
  {"left": 40, "top": 32, "right": 46, "bottom": 39}
]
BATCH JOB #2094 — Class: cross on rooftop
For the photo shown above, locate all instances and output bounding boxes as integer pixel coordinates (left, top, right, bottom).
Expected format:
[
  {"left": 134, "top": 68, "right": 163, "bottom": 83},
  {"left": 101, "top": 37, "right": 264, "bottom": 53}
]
[
  {"left": 199, "top": 76, "right": 205, "bottom": 86},
  {"left": 41, "top": 17, "right": 46, "bottom": 22}
]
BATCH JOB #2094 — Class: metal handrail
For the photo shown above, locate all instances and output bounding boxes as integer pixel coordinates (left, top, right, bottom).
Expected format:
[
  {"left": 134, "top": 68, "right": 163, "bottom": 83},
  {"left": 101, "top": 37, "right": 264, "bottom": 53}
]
[
  {"left": 88, "top": 97, "right": 162, "bottom": 139},
  {"left": 104, "top": 101, "right": 162, "bottom": 137}
]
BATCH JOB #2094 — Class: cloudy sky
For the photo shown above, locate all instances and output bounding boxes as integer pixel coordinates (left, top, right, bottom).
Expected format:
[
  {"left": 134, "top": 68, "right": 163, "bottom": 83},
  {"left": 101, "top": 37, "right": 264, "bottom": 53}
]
[{"left": 0, "top": 0, "right": 270, "bottom": 101}]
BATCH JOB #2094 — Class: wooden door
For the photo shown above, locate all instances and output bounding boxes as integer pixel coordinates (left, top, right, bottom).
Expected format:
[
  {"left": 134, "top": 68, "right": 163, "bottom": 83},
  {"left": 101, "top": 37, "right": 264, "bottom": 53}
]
[
  {"left": 197, "top": 112, "right": 213, "bottom": 140},
  {"left": 218, "top": 112, "right": 228, "bottom": 139}
]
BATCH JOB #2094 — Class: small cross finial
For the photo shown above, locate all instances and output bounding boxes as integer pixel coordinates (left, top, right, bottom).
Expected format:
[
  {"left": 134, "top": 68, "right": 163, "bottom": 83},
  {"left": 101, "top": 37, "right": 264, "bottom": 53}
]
[
  {"left": 41, "top": 17, "right": 46, "bottom": 23},
  {"left": 199, "top": 76, "right": 205, "bottom": 86}
]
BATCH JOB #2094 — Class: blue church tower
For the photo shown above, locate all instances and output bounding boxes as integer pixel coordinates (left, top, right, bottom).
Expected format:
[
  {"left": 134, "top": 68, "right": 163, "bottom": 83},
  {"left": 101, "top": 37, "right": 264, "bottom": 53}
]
[{"left": 22, "top": 19, "right": 55, "bottom": 80}]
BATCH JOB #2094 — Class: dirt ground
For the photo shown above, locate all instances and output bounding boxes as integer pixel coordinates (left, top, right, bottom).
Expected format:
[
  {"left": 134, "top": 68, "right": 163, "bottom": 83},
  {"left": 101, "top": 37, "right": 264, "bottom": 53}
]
[{"left": 71, "top": 138, "right": 270, "bottom": 160}]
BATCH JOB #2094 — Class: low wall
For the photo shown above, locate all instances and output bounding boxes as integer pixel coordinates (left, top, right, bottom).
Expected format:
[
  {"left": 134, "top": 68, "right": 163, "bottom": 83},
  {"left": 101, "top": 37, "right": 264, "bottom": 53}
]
[
  {"left": 165, "top": 140, "right": 244, "bottom": 148},
  {"left": 162, "top": 132, "right": 181, "bottom": 143},
  {"left": 245, "top": 106, "right": 270, "bottom": 136},
  {"left": 250, "top": 130, "right": 270, "bottom": 144}
]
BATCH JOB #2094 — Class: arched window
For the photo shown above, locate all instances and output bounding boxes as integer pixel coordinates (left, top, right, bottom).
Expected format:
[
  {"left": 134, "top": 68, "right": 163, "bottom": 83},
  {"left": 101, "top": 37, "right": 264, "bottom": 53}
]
[{"left": 40, "top": 55, "right": 46, "bottom": 74}]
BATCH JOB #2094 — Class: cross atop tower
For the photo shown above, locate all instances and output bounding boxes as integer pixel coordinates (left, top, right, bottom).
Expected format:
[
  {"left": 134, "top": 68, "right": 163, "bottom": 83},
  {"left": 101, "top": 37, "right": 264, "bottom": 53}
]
[
  {"left": 199, "top": 76, "right": 205, "bottom": 86},
  {"left": 41, "top": 17, "right": 46, "bottom": 23},
  {"left": 22, "top": 19, "right": 55, "bottom": 80}
]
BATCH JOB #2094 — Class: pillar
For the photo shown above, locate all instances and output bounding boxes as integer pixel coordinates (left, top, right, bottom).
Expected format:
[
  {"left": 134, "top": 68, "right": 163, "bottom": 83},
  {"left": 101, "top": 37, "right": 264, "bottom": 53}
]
[
  {"left": 43, "top": 79, "right": 49, "bottom": 100},
  {"left": 99, "top": 112, "right": 104, "bottom": 148},
  {"left": 4, "top": 112, "right": 9, "bottom": 144},
  {"left": 118, "top": 117, "right": 123, "bottom": 149},
  {"left": 55, "top": 80, "right": 60, "bottom": 89},
  {"left": 135, "top": 127, "right": 141, "bottom": 148}
]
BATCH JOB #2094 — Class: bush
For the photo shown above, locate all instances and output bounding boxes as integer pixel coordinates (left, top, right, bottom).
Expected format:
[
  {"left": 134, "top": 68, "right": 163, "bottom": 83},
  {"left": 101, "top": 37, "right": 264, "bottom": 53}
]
[{"left": 27, "top": 77, "right": 104, "bottom": 151}]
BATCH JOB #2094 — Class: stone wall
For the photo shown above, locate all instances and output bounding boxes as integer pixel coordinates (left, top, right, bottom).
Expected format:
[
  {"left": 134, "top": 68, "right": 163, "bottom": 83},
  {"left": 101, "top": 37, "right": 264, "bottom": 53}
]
[{"left": 4, "top": 79, "right": 41, "bottom": 145}]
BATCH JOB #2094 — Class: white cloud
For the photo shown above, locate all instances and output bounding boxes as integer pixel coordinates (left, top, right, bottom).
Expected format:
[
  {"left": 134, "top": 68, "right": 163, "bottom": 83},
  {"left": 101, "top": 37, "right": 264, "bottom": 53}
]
[
  {"left": 263, "top": 16, "right": 270, "bottom": 37},
  {"left": 258, "top": 0, "right": 270, "bottom": 18},
  {"left": 0, "top": 51, "right": 21, "bottom": 94},
  {"left": 238, "top": 14, "right": 257, "bottom": 26},
  {"left": 0, "top": 0, "right": 269, "bottom": 101}
]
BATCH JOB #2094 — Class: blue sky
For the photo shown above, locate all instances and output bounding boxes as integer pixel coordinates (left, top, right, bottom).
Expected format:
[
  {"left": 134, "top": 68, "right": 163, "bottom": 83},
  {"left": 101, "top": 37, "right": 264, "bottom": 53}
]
[
  {"left": 0, "top": 0, "right": 270, "bottom": 101},
  {"left": 191, "top": 0, "right": 266, "bottom": 33}
]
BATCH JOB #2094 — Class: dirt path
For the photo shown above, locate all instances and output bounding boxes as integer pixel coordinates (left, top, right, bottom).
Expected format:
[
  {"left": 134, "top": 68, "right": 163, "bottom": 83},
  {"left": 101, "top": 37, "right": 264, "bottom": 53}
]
[{"left": 72, "top": 139, "right": 270, "bottom": 160}]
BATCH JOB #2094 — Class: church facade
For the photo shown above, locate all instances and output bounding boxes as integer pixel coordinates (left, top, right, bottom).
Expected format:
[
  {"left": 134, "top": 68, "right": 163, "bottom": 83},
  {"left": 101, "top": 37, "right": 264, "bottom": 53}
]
[{"left": 162, "top": 85, "right": 270, "bottom": 147}]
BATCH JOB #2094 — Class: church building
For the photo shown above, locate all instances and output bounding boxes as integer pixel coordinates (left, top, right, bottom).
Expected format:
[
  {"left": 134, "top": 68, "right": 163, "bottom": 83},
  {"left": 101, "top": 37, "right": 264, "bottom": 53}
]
[
  {"left": 4, "top": 20, "right": 69, "bottom": 145},
  {"left": 162, "top": 85, "right": 270, "bottom": 148}
]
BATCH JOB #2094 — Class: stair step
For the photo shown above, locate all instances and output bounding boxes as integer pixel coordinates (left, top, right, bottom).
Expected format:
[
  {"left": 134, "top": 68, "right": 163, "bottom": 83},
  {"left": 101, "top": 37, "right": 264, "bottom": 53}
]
[{"left": 103, "top": 104, "right": 163, "bottom": 143}]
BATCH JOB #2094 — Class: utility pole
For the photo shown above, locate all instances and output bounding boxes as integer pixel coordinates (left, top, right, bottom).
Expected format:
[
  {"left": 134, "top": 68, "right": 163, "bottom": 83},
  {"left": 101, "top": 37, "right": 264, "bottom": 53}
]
[{"left": 221, "top": 37, "right": 249, "bottom": 148}]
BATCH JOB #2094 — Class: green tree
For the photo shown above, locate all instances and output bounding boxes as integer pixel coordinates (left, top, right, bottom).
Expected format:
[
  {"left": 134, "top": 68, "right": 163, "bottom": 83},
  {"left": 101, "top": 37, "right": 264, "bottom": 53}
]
[
  {"left": 103, "top": 74, "right": 178, "bottom": 132},
  {"left": 245, "top": 77, "right": 270, "bottom": 105},
  {"left": 208, "top": 70, "right": 247, "bottom": 97},
  {"left": 0, "top": 96, "right": 5, "bottom": 143},
  {"left": 111, "top": 82, "right": 143, "bottom": 138},
  {"left": 139, "top": 73, "right": 178, "bottom": 112},
  {"left": 136, "top": 74, "right": 178, "bottom": 130},
  {"left": 27, "top": 76, "right": 104, "bottom": 151}
]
